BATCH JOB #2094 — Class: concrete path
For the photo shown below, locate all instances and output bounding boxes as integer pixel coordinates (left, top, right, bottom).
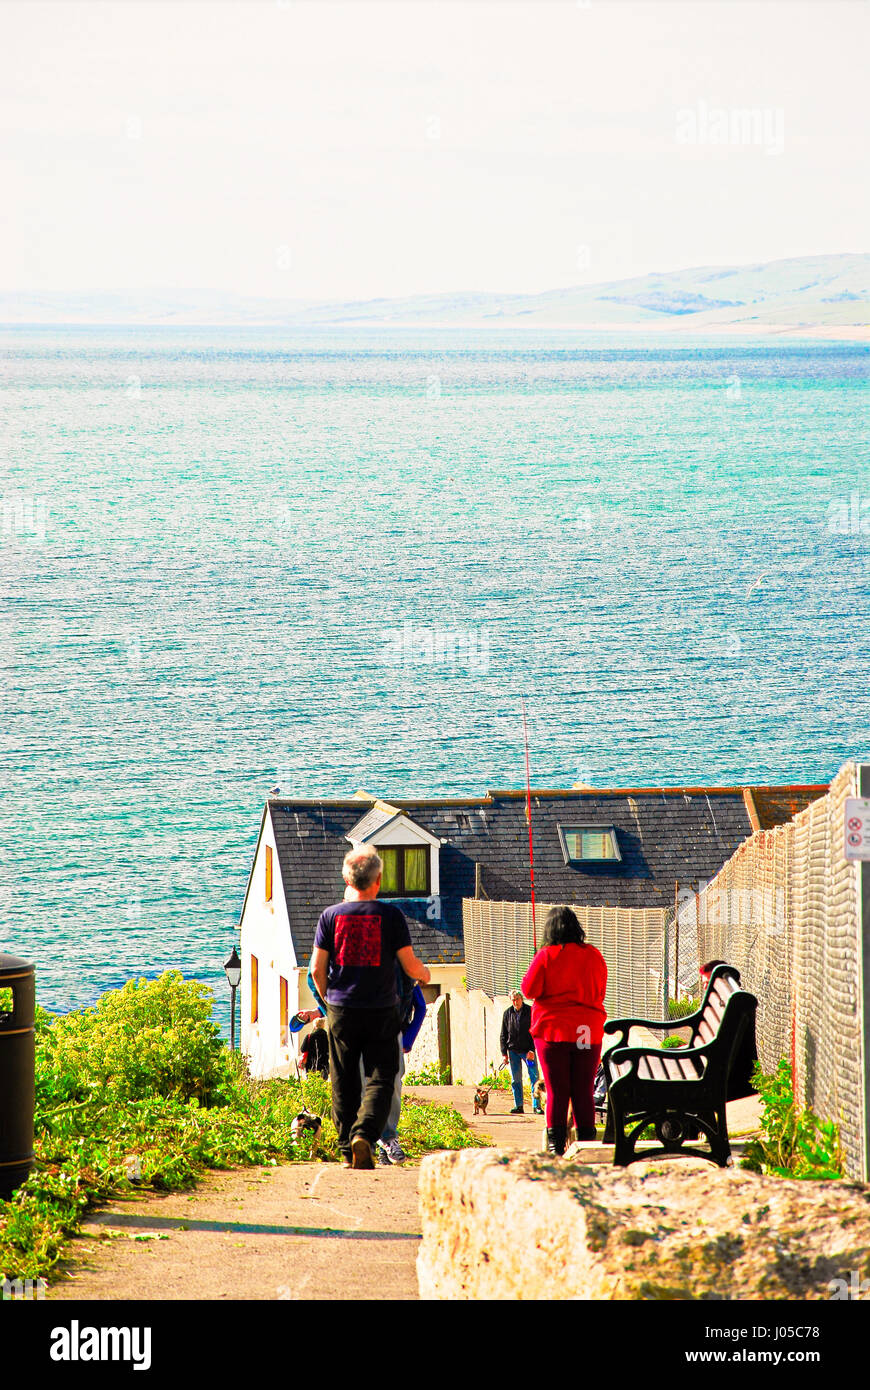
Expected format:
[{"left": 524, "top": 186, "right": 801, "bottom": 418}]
[{"left": 47, "top": 1086, "right": 760, "bottom": 1301}]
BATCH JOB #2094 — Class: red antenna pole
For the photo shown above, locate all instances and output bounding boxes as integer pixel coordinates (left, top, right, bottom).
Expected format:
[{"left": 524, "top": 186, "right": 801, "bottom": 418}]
[{"left": 522, "top": 696, "right": 537, "bottom": 950}]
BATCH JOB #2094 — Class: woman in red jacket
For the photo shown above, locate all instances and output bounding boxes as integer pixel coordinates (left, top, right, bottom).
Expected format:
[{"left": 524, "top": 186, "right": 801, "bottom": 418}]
[{"left": 521, "top": 905, "right": 607, "bottom": 1156}]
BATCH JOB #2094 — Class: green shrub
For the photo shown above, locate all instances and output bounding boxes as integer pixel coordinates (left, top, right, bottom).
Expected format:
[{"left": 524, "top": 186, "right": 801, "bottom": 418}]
[
  {"left": 478, "top": 1065, "right": 512, "bottom": 1090},
  {"left": 740, "top": 1059, "right": 843, "bottom": 1180},
  {"left": 661, "top": 1036, "right": 686, "bottom": 1050},
  {"left": 667, "top": 998, "right": 695, "bottom": 1020},
  {"left": 37, "top": 973, "right": 232, "bottom": 1106},
  {"left": 404, "top": 1061, "right": 452, "bottom": 1086},
  {"left": 0, "top": 974, "right": 485, "bottom": 1283},
  {"left": 398, "top": 1098, "right": 484, "bottom": 1156}
]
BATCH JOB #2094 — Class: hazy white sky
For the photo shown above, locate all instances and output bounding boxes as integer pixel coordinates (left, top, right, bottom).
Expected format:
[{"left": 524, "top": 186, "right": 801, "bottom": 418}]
[{"left": 1, "top": 0, "right": 867, "bottom": 298}]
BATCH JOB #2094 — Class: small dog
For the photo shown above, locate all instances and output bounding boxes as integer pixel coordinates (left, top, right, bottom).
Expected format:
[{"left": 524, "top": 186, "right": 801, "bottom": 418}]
[
  {"left": 533, "top": 1080, "right": 578, "bottom": 1146},
  {"left": 291, "top": 1110, "right": 323, "bottom": 1153},
  {"left": 473, "top": 1086, "right": 490, "bottom": 1116}
]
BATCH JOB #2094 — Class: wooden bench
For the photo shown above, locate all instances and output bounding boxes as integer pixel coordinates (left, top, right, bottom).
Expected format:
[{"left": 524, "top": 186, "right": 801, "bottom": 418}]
[{"left": 601, "top": 965, "right": 758, "bottom": 1168}]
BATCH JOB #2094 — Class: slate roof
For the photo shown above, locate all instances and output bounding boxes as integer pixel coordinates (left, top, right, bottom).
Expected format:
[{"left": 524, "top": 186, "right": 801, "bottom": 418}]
[
  {"left": 266, "top": 783, "right": 826, "bottom": 963},
  {"left": 746, "top": 786, "right": 825, "bottom": 830},
  {"left": 345, "top": 805, "right": 400, "bottom": 843}
]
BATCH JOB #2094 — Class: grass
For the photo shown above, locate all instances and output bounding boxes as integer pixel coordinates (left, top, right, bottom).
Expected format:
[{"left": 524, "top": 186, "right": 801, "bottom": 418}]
[{"left": 0, "top": 973, "right": 485, "bottom": 1283}]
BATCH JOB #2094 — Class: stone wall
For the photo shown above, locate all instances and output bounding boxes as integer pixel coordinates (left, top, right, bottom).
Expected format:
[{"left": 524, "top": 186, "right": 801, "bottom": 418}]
[{"left": 418, "top": 1150, "right": 870, "bottom": 1300}]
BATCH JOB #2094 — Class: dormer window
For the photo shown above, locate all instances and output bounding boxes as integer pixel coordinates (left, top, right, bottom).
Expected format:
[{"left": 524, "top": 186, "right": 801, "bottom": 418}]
[
  {"left": 379, "top": 845, "right": 431, "bottom": 897},
  {"left": 346, "top": 802, "right": 440, "bottom": 899},
  {"left": 558, "top": 824, "right": 621, "bottom": 864}
]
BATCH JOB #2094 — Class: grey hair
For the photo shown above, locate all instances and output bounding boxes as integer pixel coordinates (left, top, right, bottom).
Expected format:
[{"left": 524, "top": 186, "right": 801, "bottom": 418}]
[{"left": 342, "top": 845, "right": 383, "bottom": 890}]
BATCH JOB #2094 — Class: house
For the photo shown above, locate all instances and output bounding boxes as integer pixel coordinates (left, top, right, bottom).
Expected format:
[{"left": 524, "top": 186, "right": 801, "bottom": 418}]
[{"left": 237, "top": 781, "right": 825, "bottom": 1078}]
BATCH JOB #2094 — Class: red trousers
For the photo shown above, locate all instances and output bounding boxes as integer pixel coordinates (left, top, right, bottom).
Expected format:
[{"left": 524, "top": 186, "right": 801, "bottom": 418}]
[{"left": 536, "top": 1038, "right": 602, "bottom": 1131}]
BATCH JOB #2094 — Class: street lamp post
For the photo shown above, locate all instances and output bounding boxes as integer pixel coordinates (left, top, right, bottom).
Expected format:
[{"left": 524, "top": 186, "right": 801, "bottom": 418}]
[{"left": 224, "top": 947, "right": 242, "bottom": 1051}]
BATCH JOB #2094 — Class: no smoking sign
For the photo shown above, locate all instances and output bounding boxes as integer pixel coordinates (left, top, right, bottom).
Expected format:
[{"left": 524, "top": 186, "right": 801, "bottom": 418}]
[{"left": 844, "top": 798, "right": 870, "bottom": 861}]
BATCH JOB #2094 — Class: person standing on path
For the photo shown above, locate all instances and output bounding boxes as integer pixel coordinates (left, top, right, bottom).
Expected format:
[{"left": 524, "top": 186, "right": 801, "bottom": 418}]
[
  {"left": 311, "top": 846, "right": 430, "bottom": 1169},
  {"left": 521, "top": 906, "right": 607, "bottom": 1156},
  {"left": 299, "top": 1016, "right": 330, "bottom": 1078},
  {"left": 373, "top": 976, "right": 427, "bottom": 1165},
  {"left": 500, "top": 990, "right": 542, "bottom": 1115}
]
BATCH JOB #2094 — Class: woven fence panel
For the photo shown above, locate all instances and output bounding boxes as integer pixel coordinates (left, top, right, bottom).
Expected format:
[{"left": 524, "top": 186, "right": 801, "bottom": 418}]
[
  {"left": 793, "top": 763, "right": 864, "bottom": 1174},
  {"left": 463, "top": 899, "right": 665, "bottom": 1022},
  {"left": 677, "top": 762, "right": 864, "bottom": 1180}
]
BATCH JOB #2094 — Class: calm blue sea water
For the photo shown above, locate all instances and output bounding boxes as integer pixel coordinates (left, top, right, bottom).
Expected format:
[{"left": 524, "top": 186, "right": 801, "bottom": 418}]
[{"left": 1, "top": 326, "right": 868, "bottom": 1034}]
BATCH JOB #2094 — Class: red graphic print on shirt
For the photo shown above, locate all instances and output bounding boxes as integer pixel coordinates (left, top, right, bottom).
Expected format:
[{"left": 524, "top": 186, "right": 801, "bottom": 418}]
[{"left": 334, "top": 914, "right": 382, "bottom": 968}]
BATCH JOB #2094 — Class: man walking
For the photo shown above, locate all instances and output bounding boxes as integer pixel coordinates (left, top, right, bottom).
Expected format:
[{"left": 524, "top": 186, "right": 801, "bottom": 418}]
[
  {"left": 501, "top": 989, "right": 542, "bottom": 1115},
  {"left": 311, "top": 846, "right": 430, "bottom": 1168}
]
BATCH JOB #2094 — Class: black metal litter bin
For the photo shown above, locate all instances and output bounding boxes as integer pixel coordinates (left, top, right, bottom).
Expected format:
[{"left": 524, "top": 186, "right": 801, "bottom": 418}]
[{"left": 0, "top": 953, "right": 35, "bottom": 1200}]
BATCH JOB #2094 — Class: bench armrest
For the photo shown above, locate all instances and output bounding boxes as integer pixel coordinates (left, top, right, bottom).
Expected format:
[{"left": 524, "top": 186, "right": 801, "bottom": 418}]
[
  {"left": 604, "top": 1038, "right": 718, "bottom": 1083},
  {"left": 603, "top": 1015, "right": 673, "bottom": 1049}
]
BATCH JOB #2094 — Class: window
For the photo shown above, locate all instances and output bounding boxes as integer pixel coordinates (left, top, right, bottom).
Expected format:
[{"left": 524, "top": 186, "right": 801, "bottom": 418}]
[
  {"left": 558, "top": 825, "right": 621, "bottom": 864},
  {"left": 378, "top": 845, "right": 431, "bottom": 897},
  {"left": 251, "top": 955, "right": 259, "bottom": 1023},
  {"left": 265, "top": 845, "right": 273, "bottom": 902},
  {"left": 279, "top": 976, "right": 288, "bottom": 1048}
]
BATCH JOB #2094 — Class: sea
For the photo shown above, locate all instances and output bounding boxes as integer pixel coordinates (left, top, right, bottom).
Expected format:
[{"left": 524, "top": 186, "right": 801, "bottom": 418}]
[{"left": 1, "top": 325, "right": 868, "bottom": 1036}]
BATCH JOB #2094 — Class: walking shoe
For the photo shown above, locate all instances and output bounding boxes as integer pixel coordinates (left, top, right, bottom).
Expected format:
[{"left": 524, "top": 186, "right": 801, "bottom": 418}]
[
  {"left": 546, "top": 1126, "right": 567, "bottom": 1157},
  {"left": 351, "top": 1136, "right": 375, "bottom": 1170},
  {"left": 509, "top": 1106, "right": 524, "bottom": 1115},
  {"left": 382, "top": 1137, "right": 406, "bottom": 1165},
  {"left": 375, "top": 1141, "right": 391, "bottom": 1166},
  {"left": 532, "top": 1103, "right": 544, "bottom": 1115}
]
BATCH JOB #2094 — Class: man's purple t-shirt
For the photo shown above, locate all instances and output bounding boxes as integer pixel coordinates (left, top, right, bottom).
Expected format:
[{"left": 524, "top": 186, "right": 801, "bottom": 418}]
[{"left": 313, "top": 900, "right": 412, "bottom": 1009}]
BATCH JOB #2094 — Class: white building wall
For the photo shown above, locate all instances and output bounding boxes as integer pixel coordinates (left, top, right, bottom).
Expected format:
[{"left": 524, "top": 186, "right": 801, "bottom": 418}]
[
  {"left": 447, "top": 987, "right": 514, "bottom": 1085},
  {"left": 403, "top": 977, "right": 511, "bottom": 1086},
  {"left": 405, "top": 998, "right": 443, "bottom": 1072},
  {"left": 240, "top": 809, "right": 299, "bottom": 1079}
]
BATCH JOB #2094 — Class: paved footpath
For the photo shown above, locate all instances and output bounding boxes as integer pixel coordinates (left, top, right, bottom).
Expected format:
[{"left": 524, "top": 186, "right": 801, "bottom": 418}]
[{"left": 48, "top": 1087, "right": 759, "bottom": 1302}]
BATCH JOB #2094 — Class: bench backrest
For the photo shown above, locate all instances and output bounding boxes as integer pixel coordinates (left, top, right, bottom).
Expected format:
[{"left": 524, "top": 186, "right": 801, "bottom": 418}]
[
  {"left": 688, "top": 971, "right": 757, "bottom": 1092},
  {"left": 688, "top": 966, "right": 742, "bottom": 1048}
]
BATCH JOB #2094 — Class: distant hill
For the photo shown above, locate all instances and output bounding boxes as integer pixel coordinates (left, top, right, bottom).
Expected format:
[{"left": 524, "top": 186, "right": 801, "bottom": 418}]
[{"left": 2, "top": 254, "right": 868, "bottom": 333}]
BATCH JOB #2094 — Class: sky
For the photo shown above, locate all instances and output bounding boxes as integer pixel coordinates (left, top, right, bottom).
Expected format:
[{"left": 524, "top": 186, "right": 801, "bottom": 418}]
[{"left": 1, "top": 0, "right": 868, "bottom": 300}]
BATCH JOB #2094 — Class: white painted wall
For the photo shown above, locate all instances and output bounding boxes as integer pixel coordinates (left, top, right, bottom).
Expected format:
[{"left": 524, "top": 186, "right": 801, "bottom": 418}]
[
  {"left": 405, "top": 981, "right": 513, "bottom": 1086},
  {"left": 405, "top": 997, "right": 444, "bottom": 1072},
  {"left": 240, "top": 808, "right": 299, "bottom": 1079}
]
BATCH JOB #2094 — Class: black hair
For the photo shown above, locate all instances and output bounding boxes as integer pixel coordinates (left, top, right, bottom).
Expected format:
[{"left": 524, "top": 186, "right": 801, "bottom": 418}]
[
  {"left": 700, "top": 958, "right": 726, "bottom": 975},
  {"left": 541, "top": 905, "right": 586, "bottom": 948}
]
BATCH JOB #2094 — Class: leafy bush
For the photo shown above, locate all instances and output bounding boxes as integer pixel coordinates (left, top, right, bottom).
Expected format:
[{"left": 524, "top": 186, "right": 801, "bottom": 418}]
[
  {"left": 37, "top": 973, "right": 231, "bottom": 1107},
  {"left": 478, "top": 1065, "right": 512, "bottom": 1090},
  {"left": 404, "top": 1061, "right": 452, "bottom": 1086},
  {"left": 0, "top": 974, "right": 484, "bottom": 1283},
  {"left": 667, "top": 998, "right": 696, "bottom": 1020},
  {"left": 398, "top": 1098, "right": 484, "bottom": 1155},
  {"left": 661, "top": 1036, "right": 687, "bottom": 1050},
  {"left": 740, "top": 1059, "right": 843, "bottom": 1180}
]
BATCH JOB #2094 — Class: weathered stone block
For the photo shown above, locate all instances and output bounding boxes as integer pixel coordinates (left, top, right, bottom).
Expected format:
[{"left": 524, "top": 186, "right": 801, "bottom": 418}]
[{"left": 417, "top": 1150, "right": 870, "bottom": 1300}]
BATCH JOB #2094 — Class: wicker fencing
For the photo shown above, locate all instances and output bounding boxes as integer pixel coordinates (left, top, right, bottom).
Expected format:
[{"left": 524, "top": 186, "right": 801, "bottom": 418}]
[
  {"left": 666, "top": 762, "right": 866, "bottom": 1180},
  {"left": 465, "top": 762, "right": 869, "bottom": 1180},
  {"left": 463, "top": 899, "right": 667, "bottom": 1025}
]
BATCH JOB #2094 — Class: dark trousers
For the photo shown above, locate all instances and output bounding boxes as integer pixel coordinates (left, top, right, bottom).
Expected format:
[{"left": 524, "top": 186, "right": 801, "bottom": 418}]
[
  {"left": 326, "top": 1004, "right": 401, "bottom": 1155},
  {"left": 537, "top": 1039, "right": 602, "bottom": 1131}
]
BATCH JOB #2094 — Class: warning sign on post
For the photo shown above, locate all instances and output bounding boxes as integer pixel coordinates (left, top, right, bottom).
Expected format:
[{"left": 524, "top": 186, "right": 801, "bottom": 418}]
[{"left": 844, "top": 798, "right": 870, "bottom": 861}]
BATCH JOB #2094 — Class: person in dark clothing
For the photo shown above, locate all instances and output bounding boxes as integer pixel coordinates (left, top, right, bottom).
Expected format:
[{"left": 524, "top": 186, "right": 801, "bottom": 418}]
[
  {"left": 299, "top": 1017, "right": 329, "bottom": 1078},
  {"left": 699, "top": 960, "right": 758, "bottom": 1100},
  {"left": 500, "top": 990, "right": 542, "bottom": 1114},
  {"left": 310, "top": 846, "right": 430, "bottom": 1169}
]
